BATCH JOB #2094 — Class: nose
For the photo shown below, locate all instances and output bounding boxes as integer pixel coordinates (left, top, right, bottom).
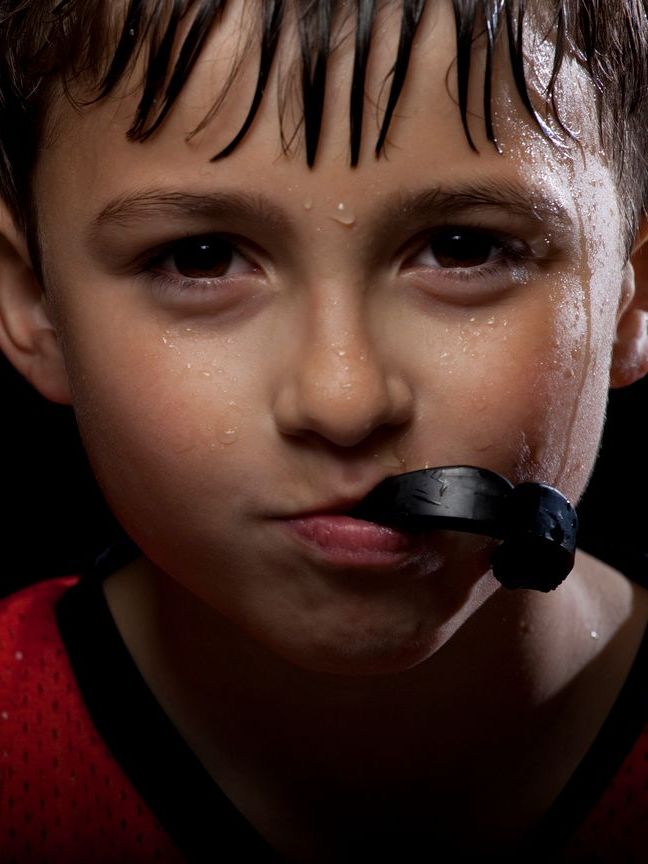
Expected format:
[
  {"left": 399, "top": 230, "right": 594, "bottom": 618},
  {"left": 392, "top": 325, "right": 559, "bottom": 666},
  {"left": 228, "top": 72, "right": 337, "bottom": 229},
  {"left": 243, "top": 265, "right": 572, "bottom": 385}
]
[{"left": 272, "top": 300, "right": 414, "bottom": 448}]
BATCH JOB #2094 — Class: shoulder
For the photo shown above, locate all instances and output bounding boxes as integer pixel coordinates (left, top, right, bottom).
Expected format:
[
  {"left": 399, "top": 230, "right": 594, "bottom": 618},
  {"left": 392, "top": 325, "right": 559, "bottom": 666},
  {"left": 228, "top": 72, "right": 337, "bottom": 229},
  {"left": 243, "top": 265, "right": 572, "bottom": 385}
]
[
  {"left": 0, "top": 578, "right": 82, "bottom": 840},
  {"left": 0, "top": 576, "right": 79, "bottom": 686},
  {"left": 564, "top": 722, "right": 648, "bottom": 861},
  {"left": 0, "top": 576, "right": 80, "bottom": 699},
  {"left": 0, "top": 577, "right": 80, "bottom": 744},
  {"left": 0, "top": 576, "right": 186, "bottom": 862},
  {"left": 0, "top": 575, "right": 79, "bottom": 632}
]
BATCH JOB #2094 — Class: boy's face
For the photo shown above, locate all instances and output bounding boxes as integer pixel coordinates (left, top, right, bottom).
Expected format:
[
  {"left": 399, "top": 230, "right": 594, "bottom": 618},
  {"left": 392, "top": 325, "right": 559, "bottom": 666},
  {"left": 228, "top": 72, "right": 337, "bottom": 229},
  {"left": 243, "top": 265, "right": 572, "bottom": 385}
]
[{"left": 30, "top": 2, "right": 632, "bottom": 673}]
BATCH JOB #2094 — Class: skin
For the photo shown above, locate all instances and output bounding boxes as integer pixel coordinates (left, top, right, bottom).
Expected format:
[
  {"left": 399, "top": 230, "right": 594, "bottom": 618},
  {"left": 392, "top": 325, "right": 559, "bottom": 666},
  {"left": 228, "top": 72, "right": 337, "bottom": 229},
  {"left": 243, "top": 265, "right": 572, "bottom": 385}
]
[{"left": 1, "top": 1, "right": 648, "bottom": 859}]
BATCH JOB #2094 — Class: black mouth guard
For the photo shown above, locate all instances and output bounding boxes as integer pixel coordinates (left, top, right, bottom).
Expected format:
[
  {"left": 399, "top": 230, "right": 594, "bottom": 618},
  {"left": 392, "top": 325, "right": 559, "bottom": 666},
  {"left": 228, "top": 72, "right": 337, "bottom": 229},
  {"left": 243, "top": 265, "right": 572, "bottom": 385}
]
[{"left": 349, "top": 466, "right": 578, "bottom": 592}]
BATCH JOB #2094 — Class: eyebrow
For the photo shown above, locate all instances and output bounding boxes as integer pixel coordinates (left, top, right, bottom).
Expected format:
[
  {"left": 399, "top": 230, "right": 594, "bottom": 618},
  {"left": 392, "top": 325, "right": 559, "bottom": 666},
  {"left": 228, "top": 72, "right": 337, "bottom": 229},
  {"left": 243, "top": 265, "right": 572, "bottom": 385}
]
[
  {"left": 87, "top": 189, "right": 292, "bottom": 238},
  {"left": 384, "top": 180, "right": 573, "bottom": 230},
  {"left": 87, "top": 179, "right": 572, "bottom": 242}
]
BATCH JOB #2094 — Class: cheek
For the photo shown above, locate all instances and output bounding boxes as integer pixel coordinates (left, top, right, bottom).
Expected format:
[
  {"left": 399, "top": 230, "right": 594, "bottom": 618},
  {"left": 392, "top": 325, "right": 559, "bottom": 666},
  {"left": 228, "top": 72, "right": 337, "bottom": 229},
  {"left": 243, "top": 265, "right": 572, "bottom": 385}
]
[
  {"left": 57, "top": 309, "right": 264, "bottom": 533},
  {"left": 400, "top": 279, "right": 613, "bottom": 500}
]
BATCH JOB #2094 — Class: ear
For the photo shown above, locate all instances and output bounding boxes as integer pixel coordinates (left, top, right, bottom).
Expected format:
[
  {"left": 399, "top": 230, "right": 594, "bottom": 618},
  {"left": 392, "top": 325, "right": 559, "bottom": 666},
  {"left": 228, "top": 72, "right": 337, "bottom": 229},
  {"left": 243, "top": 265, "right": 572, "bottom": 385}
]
[
  {"left": 0, "top": 202, "right": 72, "bottom": 404},
  {"left": 610, "top": 218, "right": 648, "bottom": 389}
]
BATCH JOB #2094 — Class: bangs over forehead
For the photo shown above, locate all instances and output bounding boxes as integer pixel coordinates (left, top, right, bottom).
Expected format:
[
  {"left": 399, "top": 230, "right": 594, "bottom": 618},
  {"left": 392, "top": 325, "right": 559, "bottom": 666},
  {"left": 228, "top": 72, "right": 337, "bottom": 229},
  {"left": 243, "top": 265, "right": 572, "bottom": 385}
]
[
  {"left": 35, "top": 0, "right": 648, "bottom": 162},
  {"left": 0, "top": 0, "right": 647, "bottom": 262}
]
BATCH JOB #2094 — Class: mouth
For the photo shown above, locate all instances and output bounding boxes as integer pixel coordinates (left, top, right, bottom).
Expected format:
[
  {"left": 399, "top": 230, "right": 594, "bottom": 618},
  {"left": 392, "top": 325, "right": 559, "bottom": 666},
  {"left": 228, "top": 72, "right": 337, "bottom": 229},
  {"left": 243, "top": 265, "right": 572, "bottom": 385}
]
[
  {"left": 278, "top": 490, "right": 424, "bottom": 570},
  {"left": 282, "top": 513, "right": 424, "bottom": 569}
]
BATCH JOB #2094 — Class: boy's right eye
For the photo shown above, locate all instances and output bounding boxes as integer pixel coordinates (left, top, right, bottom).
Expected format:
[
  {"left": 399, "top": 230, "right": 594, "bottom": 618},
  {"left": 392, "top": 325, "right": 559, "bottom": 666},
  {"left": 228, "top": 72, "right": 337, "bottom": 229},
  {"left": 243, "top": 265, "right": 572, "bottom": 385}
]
[
  {"left": 137, "top": 233, "right": 265, "bottom": 309},
  {"left": 152, "top": 234, "right": 254, "bottom": 280}
]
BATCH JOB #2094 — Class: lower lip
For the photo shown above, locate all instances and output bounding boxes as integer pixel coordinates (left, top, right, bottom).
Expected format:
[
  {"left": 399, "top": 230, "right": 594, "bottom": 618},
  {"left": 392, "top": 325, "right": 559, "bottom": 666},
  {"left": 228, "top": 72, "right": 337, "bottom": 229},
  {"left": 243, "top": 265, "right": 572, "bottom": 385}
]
[{"left": 283, "top": 514, "right": 422, "bottom": 568}]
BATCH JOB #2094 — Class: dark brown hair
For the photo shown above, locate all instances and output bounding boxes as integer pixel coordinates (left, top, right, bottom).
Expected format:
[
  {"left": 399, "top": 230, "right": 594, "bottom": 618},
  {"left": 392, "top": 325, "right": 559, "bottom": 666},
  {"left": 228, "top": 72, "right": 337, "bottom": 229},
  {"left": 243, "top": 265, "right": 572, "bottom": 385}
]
[{"left": 1, "top": 0, "right": 647, "bottom": 282}]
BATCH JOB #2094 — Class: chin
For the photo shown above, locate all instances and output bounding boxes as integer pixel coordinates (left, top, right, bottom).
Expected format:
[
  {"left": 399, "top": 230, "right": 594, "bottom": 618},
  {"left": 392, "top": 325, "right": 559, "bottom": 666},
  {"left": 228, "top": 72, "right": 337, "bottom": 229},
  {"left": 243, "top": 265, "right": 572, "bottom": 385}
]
[
  {"left": 286, "top": 573, "right": 498, "bottom": 677},
  {"left": 264, "top": 608, "right": 459, "bottom": 677}
]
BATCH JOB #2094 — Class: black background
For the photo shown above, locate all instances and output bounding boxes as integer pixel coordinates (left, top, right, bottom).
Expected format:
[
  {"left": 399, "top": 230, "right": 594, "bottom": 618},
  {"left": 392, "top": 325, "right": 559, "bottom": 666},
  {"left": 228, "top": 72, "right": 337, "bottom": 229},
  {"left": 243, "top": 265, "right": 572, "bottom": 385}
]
[{"left": 2, "top": 350, "right": 647, "bottom": 598}]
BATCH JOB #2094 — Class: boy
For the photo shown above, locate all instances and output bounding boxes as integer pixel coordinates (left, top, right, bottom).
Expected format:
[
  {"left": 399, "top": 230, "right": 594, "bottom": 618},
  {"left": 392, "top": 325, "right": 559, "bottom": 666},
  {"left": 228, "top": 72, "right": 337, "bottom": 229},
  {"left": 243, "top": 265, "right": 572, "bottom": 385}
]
[{"left": 1, "top": 0, "right": 647, "bottom": 860}]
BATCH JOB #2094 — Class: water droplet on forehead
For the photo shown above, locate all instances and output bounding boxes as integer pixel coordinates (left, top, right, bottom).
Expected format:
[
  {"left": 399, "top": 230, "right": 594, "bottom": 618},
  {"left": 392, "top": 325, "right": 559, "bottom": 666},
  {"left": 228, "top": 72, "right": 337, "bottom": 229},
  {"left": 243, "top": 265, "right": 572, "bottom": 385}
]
[{"left": 330, "top": 201, "right": 356, "bottom": 227}]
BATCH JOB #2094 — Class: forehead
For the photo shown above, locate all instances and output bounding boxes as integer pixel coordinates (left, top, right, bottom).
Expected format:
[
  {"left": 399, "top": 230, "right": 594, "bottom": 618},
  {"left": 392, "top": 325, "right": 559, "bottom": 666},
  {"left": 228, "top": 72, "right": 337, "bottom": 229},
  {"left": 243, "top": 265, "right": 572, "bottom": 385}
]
[
  {"left": 47, "top": 0, "right": 590, "bottom": 151},
  {"left": 35, "top": 0, "right": 615, "bottom": 247}
]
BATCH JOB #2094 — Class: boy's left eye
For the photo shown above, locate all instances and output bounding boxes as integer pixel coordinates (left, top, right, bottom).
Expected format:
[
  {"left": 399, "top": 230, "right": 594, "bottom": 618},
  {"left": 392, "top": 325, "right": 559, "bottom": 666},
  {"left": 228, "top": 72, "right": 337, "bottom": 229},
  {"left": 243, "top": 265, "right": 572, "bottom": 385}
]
[{"left": 407, "top": 227, "right": 520, "bottom": 270}]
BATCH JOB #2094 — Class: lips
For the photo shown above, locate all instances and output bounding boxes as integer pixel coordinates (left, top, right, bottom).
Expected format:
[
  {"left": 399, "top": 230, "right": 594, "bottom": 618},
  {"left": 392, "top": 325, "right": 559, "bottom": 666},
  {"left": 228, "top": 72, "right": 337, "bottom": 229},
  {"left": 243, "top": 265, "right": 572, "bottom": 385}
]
[{"left": 281, "top": 512, "right": 422, "bottom": 568}]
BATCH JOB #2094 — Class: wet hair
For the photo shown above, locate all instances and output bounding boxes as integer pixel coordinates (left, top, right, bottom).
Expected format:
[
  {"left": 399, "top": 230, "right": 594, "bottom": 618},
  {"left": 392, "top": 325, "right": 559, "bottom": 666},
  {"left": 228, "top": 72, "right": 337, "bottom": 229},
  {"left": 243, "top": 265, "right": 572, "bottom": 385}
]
[{"left": 0, "top": 0, "right": 647, "bottom": 282}]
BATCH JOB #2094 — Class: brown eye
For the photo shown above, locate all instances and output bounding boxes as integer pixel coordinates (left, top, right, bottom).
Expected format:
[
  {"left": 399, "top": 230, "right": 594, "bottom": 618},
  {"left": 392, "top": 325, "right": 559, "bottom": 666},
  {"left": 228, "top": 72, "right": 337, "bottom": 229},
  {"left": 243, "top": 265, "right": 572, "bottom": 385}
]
[
  {"left": 171, "top": 236, "right": 234, "bottom": 278},
  {"left": 428, "top": 230, "right": 498, "bottom": 268}
]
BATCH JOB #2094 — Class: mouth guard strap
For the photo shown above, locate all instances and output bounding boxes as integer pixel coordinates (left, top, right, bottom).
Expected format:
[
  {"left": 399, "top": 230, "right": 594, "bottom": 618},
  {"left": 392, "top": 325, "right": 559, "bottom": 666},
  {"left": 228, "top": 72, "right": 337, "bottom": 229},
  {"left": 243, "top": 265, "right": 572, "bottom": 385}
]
[{"left": 350, "top": 466, "right": 578, "bottom": 593}]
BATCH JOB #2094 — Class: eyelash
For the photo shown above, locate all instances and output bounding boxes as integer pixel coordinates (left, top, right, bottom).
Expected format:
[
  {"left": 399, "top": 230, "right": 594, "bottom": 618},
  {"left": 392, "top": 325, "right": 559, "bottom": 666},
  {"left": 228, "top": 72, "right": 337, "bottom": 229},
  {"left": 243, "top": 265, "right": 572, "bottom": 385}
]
[{"left": 138, "top": 227, "right": 533, "bottom": 299}]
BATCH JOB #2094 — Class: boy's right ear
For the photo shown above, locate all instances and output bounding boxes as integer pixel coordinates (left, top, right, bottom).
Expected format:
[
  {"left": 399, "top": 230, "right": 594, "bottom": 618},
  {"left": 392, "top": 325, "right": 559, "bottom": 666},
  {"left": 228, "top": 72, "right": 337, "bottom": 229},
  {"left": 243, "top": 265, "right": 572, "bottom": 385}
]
[
  {"left": 610, "top": 218, "right": 648, "bottom": 389},
  {"left": 0, "top": 202, "right": 72, "bottom": 404}
]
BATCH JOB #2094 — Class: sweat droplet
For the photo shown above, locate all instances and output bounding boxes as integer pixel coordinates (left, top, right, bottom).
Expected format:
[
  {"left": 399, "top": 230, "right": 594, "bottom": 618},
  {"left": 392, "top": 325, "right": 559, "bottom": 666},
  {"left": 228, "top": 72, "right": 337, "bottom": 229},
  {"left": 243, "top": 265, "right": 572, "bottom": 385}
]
[
  {"left": 217, "top": 427, "right": 240, "bottom": 444},
  {"left": 215, "top": 403, "right": 242, "bottom": 445},
  {"left": 331, "top": 202, "right": 356, "bottom": 227}
]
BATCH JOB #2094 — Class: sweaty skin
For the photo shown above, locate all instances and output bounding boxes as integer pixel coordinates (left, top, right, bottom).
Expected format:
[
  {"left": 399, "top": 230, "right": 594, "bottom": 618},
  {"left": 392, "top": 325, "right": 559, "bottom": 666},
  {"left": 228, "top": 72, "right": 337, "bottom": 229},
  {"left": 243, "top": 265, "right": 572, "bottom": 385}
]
[{"left": 2, "top": 0, "right": 648, "bottom": 858}]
